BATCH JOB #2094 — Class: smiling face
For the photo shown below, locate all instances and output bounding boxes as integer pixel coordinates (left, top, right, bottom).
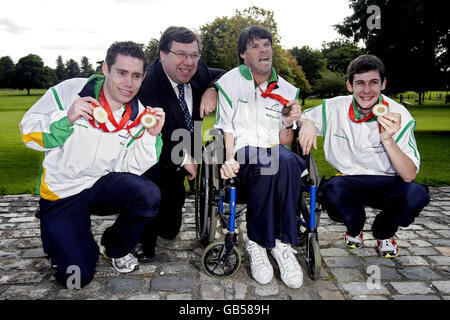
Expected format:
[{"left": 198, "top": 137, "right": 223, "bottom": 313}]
[
  {"left": 240, "top": 37, "right": 273, "bottom": 83},
  {"left": 347, "top": 70, "right": 386, "bottom": 114},
  {"left": 160, "top": 40, "right": 199, "bottom": 84},
  {"left": 102, "top": 54, "right": 145, "bottom": 110}
]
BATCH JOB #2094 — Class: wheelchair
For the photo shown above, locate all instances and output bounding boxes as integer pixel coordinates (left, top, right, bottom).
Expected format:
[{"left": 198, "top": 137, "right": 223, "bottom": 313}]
[{"left": 194, "top": 128, "right": 323, "bottom": 280}]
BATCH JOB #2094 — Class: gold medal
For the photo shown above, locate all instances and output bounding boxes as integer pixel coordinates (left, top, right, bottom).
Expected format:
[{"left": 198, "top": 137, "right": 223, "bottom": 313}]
[
  {"left": 372, "top": 104, "right": 389, "bottom": 117},
  {"left": 140, "top": 113, "right": 157, "bottom": 128},
  {"left": 93, "top": 106, "right": 108, "bottom": 124}
]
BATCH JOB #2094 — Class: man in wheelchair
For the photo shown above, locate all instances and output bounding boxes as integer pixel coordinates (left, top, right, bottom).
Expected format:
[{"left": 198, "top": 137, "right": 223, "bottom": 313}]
[
  {"left": 297, "top": 54, "right": 430, "bottom": 258},
  {"left": 214, "top": 25, "right": 311, "bottom": 288}
]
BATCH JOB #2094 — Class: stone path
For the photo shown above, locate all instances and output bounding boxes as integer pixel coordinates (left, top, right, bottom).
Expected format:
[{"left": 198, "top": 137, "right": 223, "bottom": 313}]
[{"left": 0, "top": 187, "right": 449, "bottom": 300}]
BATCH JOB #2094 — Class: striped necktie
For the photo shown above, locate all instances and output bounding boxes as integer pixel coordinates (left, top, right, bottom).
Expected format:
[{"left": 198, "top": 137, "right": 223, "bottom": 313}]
[{"left": 177, "top": 84, "right": 194, "bottom": 132}]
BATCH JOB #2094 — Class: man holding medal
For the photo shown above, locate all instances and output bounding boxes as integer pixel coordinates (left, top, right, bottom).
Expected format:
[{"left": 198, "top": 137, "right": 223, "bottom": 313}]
[
  {"left": 215, "top": 25, "right": 308, "bottom": 289},
  {"left": 20, "top": 41, "right": 165, "bottom": 288},
  {"left": 298, "top": 54, "right": 430, "bottom": 258}
]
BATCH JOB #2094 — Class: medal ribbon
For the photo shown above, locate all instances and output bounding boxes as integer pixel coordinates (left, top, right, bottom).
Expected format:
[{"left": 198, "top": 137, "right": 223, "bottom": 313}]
[
  {"left": 89, "top": 87, "right": 131, "bottom": 132},
  {"left": 260, "top": 81, "right": 289, "bottom": 106},
  {"left": 259, "top": 81, "right": 293, "bottom": 116},
  {"left": 89, "top": 87, "right": 155, "bottom": 140},
  {"left": 126, "top": 109, "right": 155, "bottom": 140},
  {"left": 99, "top": 87, "right": 132, "bottom": 132},
  {"left": 348, "top": 96, "right": 389, "bottom": 132}
]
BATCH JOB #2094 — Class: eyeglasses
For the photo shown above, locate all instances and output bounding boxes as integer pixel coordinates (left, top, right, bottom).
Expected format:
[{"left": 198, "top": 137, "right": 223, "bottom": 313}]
[{"left": 168, "top": 50, "right": 201, "bottom": 61}]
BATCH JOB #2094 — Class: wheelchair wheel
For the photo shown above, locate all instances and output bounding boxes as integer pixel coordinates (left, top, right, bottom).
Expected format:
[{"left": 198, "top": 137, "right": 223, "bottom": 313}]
[
  {"left": 195, "top": 162, "right": 217, "bottom": 246},
  {"left": 306, "top": 237, "right": 322, "bottom": 280},
  {"left": 201, "top": 241, "right": 242, "bottom": 279}
]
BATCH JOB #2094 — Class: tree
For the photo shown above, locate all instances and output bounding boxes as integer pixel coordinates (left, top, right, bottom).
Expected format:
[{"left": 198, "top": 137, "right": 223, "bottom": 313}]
[
  {"left": 290, "top": 46, "right": 326, "bottom": 84},
  {"left": 95, "top": 60, "right": 103, "bottom": 74},
  {"left": 42, "top": 66, "right": 57, "bottom": 87},
  {"left": 65, "top": 59, "right": 80, "bottom": 78},
  {"left": 314, "top": 70, "right": 347, "bottom": 98},
  {"left": 0, "top": 56, "right": 15, "bottom": 88},
  {"left": 144, "top": 38, "right": 159, "bottom": 65},
  {"left": 80, "top": 56, "right": 94, "bottom": 78},
  {"left": 290, "top": 46, "right": 326, "bottom": 102},
  {"left": 334, "top": 0, "right": 449, "bottom": 102},
  {"left": 274, "top": 47, "right": 311, "bottom": 105},
  {"left": 321, "top": 39, "right": 364, "bottom": 74},
  {"left": 13, "top": 54, "right": 46, "bottom": 95},
  {"left": 55, "top": 55, "right": 66, "bottom": 82}
]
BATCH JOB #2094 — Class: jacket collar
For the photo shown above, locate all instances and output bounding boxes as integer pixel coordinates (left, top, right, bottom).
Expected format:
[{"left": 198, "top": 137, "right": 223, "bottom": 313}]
[{"left": 238, "top": 64, "right": 278, "bottom": 88}]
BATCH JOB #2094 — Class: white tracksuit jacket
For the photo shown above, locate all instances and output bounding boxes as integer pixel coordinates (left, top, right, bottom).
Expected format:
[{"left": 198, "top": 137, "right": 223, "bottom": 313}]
[{"left": 19, "top": 76, "right": 162, "bottom": 201}]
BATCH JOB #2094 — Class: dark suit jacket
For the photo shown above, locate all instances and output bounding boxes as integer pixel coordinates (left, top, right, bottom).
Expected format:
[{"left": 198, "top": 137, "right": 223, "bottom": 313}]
[{"left": 138, "top": 58, "right": 225, "bottom": 171}]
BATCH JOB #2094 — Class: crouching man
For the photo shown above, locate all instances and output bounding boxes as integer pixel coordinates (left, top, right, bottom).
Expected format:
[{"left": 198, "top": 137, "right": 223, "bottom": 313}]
[{"left": 19, "top": 41, "right": 165, "bottom": 287}]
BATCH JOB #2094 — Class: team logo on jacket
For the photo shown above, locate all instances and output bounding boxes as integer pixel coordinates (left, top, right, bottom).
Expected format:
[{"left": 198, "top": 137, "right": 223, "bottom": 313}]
[{"left": 265, "top": 103, "right": 282, "bottom": 120}]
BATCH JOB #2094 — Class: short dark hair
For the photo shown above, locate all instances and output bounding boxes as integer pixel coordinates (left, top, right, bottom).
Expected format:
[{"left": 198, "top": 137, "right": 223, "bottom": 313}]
[
  {"left": 347, "top": 54, "right": 385, "bottom": 84},
  {"left": 105, "top": 41, "right": 147, "bottom": 72},
  {"left": 238, "top": 25, "right": 273, "bottom": 65},
  {"left": 158, "top": 26, "right": 201, "bottom": 54}
]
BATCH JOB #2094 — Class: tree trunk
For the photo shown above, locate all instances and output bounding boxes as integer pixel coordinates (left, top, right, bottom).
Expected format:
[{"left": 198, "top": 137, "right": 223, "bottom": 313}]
[{"left": 27, "top": 88, "right": 30, "bottom": 95}]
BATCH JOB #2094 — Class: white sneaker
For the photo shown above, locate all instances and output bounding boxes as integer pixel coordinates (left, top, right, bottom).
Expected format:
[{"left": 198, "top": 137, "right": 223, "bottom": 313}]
[
  {"left": 245, "top": 236, "right": 273, "bottom": 284},
  {"left": 270, "top": 239, "right": 303, "bottom": 289},
  {"left": 99, "top": 243, "right": 139, "bottom": 273}
]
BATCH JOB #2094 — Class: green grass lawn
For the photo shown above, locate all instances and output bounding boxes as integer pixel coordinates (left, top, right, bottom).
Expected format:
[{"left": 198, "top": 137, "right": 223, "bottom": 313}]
[
  {"left": 1, "top": 89, "right": 449, "bottom": 195},
  {"left": 0, "top": 90, "right": 45, "bottom": 194}
]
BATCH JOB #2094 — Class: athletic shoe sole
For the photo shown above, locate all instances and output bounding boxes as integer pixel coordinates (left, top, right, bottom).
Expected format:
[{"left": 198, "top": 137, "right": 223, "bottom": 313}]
[
  {"left": 346, "top": 242, "right": 364, "bottom": 249},
  {"left": 345, "top": 232, "right": 364, "bottom": 249},
  {"left": 377, "top": 248, "right": 399, "bottom": 258}
]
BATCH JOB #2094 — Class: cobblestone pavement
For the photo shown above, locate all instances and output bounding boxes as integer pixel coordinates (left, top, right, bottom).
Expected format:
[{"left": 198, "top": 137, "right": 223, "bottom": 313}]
[{"left": 0, "top": 187, "right": 449, "bottom": 301}]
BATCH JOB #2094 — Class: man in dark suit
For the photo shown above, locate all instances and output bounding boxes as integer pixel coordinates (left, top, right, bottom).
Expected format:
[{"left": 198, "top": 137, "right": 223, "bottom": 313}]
[{"left": 136, "top": 26, "right": 225, "bottom": 260}]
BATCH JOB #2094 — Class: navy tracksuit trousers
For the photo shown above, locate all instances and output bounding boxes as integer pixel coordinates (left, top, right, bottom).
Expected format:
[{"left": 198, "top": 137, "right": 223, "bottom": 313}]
[
  {"left": 139, "top": 162, "right": 187, "bottom": 253},
  {"left": 236, "top": 145, "right": 306, "bottom": 249},
  {"left": 322, "top": 175, "right": 430, "bottom": 240},
  {"left": 36, "top": 172, "right": 161, "bottom": 288}
]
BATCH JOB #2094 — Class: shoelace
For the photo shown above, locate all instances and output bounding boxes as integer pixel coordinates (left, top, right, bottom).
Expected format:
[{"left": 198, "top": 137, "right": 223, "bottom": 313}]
[
  {"left": 278, "top": 243, "right": 298, "bottom": 260},
  {"left": 381, "top": 239, "right": 394, "bottom": 250},
  {"left": 247, "top": 241, "right": 269, "bottom": 266},
  {"left": 276, "top": 243, "right": 300, "bottom": 274}
]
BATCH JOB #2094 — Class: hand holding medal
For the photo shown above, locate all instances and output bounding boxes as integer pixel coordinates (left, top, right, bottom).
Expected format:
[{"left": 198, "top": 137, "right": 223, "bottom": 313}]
[
  {"left": 67, "top": 96, "right": 99, "bottom": 124},
  {"left": 140, "top": 110, "right": 157, "bottom": 128},
  {"left": 377, "top": 111, "right": 402, "bottom": 142},
  {"left": 92, "top": 103, "right": 108, "bottom": 124},
  {"left": 142, "top": 107, "right": 165, "bottom": 137}
]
